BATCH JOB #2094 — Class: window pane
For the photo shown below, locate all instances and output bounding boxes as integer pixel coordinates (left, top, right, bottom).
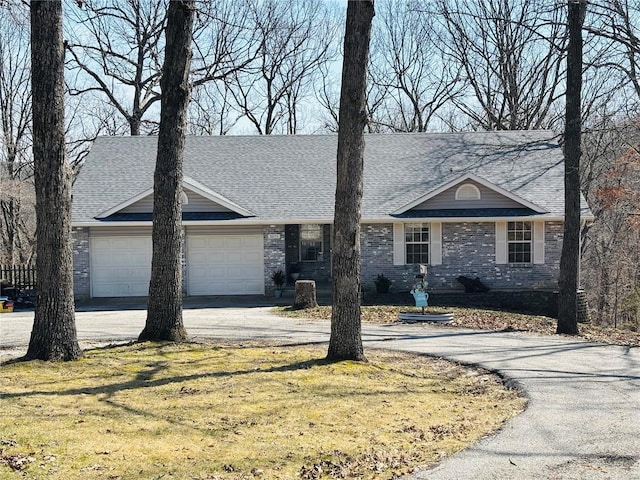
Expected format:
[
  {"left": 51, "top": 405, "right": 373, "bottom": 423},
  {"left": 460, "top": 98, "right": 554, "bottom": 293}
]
[
  {"left": 508, "top": 243, "right": 531, "bottom": 263},
  {"left": 405, "top": 224, "right": 429, "bottom": 264},
  {"left": 300, "top": 224, "right": 323, "bottom": 261},
  {"left": 507, "top": 221, "right": 532, "bottom": 263},
  {"left": 405, "top": 225, "right": 416, "bottom": 242},
  {"left": 301, "top": 240, "right": 322, "bottom": 261},
  {"left": 300, "top": 224, "right": 322, "bottom": 241}
]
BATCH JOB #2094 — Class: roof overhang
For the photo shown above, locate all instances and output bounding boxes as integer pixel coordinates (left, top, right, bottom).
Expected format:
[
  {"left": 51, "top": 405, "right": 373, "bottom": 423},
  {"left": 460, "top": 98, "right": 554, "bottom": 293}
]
[{"left": 73, "top": 214, "right": 577, "bottom": 229}]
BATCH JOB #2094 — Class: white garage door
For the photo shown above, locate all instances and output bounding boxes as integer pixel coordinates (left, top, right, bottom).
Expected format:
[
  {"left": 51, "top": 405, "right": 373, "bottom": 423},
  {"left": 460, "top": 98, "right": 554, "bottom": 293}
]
[
  {"left": 187, "top": 234, "right": 264, "bottom": 295},
  {"left": 91, "top": 236, "right": 152, "bottom": 297}
]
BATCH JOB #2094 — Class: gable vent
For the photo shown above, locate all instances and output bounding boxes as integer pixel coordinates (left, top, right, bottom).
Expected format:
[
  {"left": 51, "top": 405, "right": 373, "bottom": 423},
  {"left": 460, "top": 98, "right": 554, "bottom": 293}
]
[{"left": 455, "top": 183, "right": 481, "bottom": 201}]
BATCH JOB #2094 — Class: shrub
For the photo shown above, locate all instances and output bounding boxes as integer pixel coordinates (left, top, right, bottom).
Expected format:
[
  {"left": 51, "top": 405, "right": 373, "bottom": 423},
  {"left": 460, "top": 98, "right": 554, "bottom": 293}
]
[
  {"left": 374, "top": 273, "right": 392, "bottom": 293},
  {"left": 271, "top": 269, "right": 286, "bottom": 289}
]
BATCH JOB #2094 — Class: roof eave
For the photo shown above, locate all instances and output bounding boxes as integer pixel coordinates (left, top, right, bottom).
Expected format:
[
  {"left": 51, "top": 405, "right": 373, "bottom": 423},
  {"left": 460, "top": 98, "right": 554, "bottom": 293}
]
[
  {"left": 367, "top": 215, "right": 567, "bottom": 223},
  {"left": 72, "top": 213, "right": 579, "bottom": 229}
]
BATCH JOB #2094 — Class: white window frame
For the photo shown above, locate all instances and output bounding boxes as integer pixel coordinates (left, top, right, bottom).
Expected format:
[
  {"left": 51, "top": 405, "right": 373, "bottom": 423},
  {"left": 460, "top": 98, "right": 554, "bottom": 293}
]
[
  {"left": 496, "top": 220, "right": 545, "bottom": 265},
  {"left": 455, "top": 183, "right": 481, "bottom": 201},
  {"left": 393, "top": 222, "right": 442, "bottom": 266},
  {"left": 507, "top": 221, "right": 532, "bottom": 263},
  {"left": 299, "top": 224, "right": 323, "bottom": 262},
  {"left": 405, "top": 223, "right": 430, "bottom": 264}
]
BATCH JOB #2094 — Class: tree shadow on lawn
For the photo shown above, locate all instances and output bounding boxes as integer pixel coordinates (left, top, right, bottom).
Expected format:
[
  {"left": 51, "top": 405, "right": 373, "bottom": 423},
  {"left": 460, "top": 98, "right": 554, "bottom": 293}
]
[
  {"left": 0, "top": 341, "right": 436, "bottom": 439},
  {"left": 0, "top": 341, "right": 339, "bottom": 402}
]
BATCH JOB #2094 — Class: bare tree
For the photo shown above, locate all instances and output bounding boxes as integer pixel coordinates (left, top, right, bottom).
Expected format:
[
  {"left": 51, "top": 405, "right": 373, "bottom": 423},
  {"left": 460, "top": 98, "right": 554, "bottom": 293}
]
[
  {"left": 187, "top": 83, "right": 240, "bottom": 135},
  {"left": 436, "top": 0, "right": 566, "bottom": 130},
  {"left": 190, "top": 0, "right": 257, "bottom": 89},
  {"left": 186, "top": 0, "right": 257, "bottom": 135},
  {"left": 65, "top": 0, "right": 167, "bottom": 135},
  {"left": 315, "top": 61, "right": 341, "bottom": 133},
  {"left": 138, "top": 0, "right": 195, "bottom": 342},
  {"left": 586, "top": 0, "right": 640, "bottom": 103},
  {"left": 327, "top": 0, "right": 375, "bottom": 362},
  {"left": 558, "top": 0, "right": 587, "bottom": 335},
  {"left": 367, "top": 0, "right": 461, "bottom": 132},
  {"left": 25, "top": 0, "right": 81, "bottom": 361},
  {"left": 0, "top": 3, "right": 34, "bottom": 265},
  {"left": 227, "top": 0, "right": 340, "bottom": 134},
  {"left": 581, "top": 120, "right": 640, "bottom": 329},
  {"left": 65, "top": 0, "right": 258, "bottom": 136}
]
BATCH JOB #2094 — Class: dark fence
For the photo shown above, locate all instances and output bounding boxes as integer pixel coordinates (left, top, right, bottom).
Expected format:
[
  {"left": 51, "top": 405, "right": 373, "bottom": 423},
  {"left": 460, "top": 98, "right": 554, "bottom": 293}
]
[{"left": 0, "top": 264, "right": 36, "bottom": 290}]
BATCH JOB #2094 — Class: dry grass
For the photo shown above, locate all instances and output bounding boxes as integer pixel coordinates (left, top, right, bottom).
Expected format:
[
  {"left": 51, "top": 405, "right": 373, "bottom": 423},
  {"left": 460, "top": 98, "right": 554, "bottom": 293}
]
[
  {"left": 276, "top": 306, "right": 640, "bottom": 347},
  {"left": 0, "top": 342, "right": 524, "bottom": 479}
]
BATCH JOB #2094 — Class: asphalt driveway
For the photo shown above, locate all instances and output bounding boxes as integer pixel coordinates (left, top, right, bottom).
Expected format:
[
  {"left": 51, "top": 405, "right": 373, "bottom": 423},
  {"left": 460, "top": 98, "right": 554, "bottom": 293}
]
[{"left": 1, "top": 301, "right": 638, "bottom": 479}]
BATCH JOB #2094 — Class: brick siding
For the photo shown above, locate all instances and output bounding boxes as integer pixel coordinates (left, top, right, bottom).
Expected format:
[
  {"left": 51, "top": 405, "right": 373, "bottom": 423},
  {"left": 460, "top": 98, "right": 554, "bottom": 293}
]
[
  {"left": 74, "top": 221, "right": 563, "bottom": 299},
  {"left": 361, "top": 222, "right": 563, "bottom": 293},
  {"left": 72, "top": 227, "right": 90, "bottom": 297},
  {"left": 264, "top": 225, "right": 286, "bottom": 294}
]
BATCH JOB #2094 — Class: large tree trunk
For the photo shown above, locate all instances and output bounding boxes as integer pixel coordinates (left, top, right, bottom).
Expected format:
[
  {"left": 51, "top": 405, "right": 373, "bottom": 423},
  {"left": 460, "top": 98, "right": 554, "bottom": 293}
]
[
  {"left": 129, "top": 115, "right": 141, "bottom": 136},
  {"left": 139, "top": 0, "right": 195, "bottom": 342},
  {"left": 25, "top": 0, "right": 81, "bottom": 361},
  {"left": 557, "top": 0, "right": 586, "bottom": 335},
  {"left": 326, "top": 0, "right": 374, "bottom": 362}
]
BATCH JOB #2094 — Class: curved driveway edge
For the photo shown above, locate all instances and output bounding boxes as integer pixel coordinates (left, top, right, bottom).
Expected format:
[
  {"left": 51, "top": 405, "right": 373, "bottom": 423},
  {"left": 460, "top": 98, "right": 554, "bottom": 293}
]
[
  {"left": 2, "top": 306, "right": 639, "bottom": 479},
  {"left": 370, "top": 328, "right": 640, "bottom": 480}
]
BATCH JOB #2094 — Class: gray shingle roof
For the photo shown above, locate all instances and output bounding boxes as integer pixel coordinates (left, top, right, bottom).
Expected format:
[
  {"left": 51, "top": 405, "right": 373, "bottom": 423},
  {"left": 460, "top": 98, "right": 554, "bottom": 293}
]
[{"left": 72, "top": 130, "right": 589, "bottom": 225}]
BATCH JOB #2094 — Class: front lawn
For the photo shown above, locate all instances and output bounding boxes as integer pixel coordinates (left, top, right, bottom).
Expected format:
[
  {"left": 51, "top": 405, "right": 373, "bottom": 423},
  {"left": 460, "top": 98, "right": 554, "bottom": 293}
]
[{"left": 0, "top": 342, "right": 524, "bottom": 479}]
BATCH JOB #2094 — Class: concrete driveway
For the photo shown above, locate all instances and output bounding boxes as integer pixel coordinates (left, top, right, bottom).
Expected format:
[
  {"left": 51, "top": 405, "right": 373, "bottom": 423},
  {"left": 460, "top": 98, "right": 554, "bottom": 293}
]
[{"left": 1, "top": 301, "right": 639, "bottom": 479}]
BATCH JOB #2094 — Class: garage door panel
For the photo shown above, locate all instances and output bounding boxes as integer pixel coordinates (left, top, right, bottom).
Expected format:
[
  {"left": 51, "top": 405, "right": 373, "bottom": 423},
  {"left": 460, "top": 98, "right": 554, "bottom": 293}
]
[
  {"left": 92, "top": 281, "right": 149, "bottom": 297},
  {"left": 93, "top": 268, "right": 147, "bottom": 283},
  {"left": 92, "top": 250, "right": 150, "bottom": 267},
  {"left": 226, "top": 281, "right": 249, "bottom": 292},
  {"left": 245, "top": 251, "right": 263, "bottom": 263},
  {"left": 189, "top": 251, "right": 218, "bottom": 264},
  {"left": 188, "top": 237, "right": 208, "bottom": 249},
  {"left": 237, "top": 266, "right": 263, "bottom": 277},
  {"left": 188, "top": 265, "right": 226, "bottom": 282},
  {"left": 241, "top": 237, "right": 263, "bottom": 248},
  {"left": 91, "top": 236, "right": 152, "bottom": 297},
  {"left": 238, "top": 279, "right": 264, "bottom": 292},
  {"left": 226, "top": 252, "right": 247, "bottom": 264},
  {"left": 187, "top": 234, "right": 264, "bottom": 295}
]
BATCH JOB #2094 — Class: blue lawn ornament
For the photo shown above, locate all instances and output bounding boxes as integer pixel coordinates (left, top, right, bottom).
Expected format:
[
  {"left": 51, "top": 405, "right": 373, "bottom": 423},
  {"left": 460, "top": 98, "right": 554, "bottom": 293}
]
[{"left": 411, "top": 290, "right": 428, "bottom": 307}]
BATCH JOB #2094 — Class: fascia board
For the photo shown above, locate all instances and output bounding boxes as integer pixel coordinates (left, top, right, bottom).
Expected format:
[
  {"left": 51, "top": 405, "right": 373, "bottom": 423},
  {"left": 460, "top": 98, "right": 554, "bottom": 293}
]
[
  {"left": 73, "top": 218, "right": 334, "bottom": 228},
  {"left": 183, "top": 177, "right": 256, "bottom": 217},
  {"left": 363, "top": 215, "right": 566, "bottom": 223},
  {"left": 95, "top": 187, "right": 154, "bottom": 219},
  {"left": 74, "top": 214, "right": 578, "bottom": 229}
]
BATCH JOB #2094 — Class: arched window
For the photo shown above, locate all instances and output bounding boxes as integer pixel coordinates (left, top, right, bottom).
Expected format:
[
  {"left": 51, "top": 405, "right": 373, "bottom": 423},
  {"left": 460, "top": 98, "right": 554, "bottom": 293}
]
[
  {"left": 181, "top": 191, "right": 189, "bottom": 205},
  {"left": 455, "top": 183, "right": 481, "bottom": 201}
]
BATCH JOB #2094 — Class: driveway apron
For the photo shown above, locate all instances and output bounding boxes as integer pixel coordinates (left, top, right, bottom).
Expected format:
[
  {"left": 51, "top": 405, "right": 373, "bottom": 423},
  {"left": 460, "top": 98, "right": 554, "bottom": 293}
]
[{"left": 1, "top": 306, "right": 639, "bottom": 479}]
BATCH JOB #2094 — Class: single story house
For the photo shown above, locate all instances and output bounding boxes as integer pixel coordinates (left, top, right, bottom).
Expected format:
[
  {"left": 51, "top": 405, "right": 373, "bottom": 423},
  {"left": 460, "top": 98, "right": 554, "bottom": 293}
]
[{"left": 71, "top": 130, "right": 593, "bottom": 300}]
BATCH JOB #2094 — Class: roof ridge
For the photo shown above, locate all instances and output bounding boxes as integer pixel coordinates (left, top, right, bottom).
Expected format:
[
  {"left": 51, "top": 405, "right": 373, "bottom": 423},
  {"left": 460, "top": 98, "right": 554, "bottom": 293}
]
[{"left": 93, "top": 130, "right": 558, "bottom": 141}]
